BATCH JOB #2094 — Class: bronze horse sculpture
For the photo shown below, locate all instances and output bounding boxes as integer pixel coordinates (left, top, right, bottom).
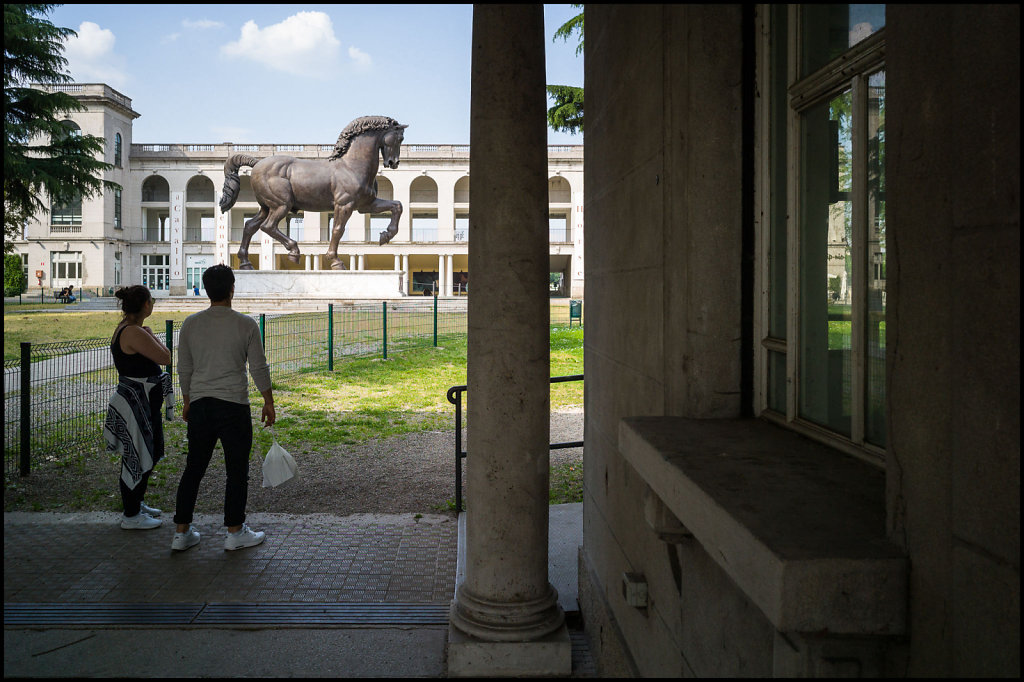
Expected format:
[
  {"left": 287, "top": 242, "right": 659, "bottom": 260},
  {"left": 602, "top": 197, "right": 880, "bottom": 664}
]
[{"left": 218, "top": 115, "right": 408, "bottom": 270}]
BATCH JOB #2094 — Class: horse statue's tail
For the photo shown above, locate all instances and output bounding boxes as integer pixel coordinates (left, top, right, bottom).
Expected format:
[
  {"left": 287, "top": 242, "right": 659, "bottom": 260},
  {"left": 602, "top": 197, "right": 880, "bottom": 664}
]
[{"left": 219, "top": 154, "right": 261, "bottom": 211}]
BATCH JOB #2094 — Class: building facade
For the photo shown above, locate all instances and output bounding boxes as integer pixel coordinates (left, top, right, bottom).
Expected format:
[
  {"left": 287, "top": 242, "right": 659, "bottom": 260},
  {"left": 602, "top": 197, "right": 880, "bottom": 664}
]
[{"left": 13, "top": 83, "right": 584, "bottom": 299}]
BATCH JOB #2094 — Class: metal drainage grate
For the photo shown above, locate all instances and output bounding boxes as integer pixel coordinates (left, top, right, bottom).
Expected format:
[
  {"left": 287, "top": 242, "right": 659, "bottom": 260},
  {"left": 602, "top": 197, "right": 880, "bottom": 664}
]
[
  {"left": 195, "top": 603, "right": 450, "bottom": 626},
  {"left": 4, "top": 603, "right": 204, "bottom": 626},
  {"left": 4, "top": 602, "right": 450, "bottom": 627}
]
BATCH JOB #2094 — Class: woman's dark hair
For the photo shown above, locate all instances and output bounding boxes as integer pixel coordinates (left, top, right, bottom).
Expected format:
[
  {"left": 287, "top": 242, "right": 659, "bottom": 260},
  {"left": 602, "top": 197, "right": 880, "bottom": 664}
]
[
  {"left": 115, "top": 285, "right": 152, "bottom": 317},
  {"left": 202, "top": 264, "right": 235, "bottom": 302}
]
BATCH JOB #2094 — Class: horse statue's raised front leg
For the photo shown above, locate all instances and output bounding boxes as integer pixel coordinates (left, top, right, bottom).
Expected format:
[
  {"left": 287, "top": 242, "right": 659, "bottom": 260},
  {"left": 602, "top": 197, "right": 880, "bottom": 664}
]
[
  {"left": 236, "top": 208, "right": 268, "bottom": 270},
  {"left": 361, "top": 197, "right": 403, "bottom": 245},
  {"left": 326, "top": 202, "right": 355, "bottom": 270}
]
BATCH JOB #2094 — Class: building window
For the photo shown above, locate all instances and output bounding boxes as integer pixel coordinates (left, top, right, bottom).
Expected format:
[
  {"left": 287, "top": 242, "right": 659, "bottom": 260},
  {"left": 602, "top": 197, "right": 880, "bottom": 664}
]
[
  {"left": 114, "top": 251, "right": 122, "bottom": 286},
  {"left": 141, "top": 254, "right": 170, "bottom": 292},
  {"left": 455, "top": 215, "right": 469, "bottom": 242},
  {"left": 114, "top": 132, "right": 122, "bottom": 167},
  {"left": 412, "top": 213, "right": 439, "bottom": 242},
  {"left": 758, "top": 4, "right": 886, "bottom": 458},
  {"left": 549, "top": 213, "right": 570, "bottom": 242},
  {"left": 50, "top": 194, "right": 83, "bottom": 231},
  {"left": 114, "top": 188, "right": 122, "bottom": 229}
]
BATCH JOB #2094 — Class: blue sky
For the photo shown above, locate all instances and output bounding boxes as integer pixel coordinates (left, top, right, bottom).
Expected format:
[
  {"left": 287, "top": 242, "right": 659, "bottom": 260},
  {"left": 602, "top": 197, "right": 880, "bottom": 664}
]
[{"left": 45, "top": 4, "right": 584, "bottom": 146}]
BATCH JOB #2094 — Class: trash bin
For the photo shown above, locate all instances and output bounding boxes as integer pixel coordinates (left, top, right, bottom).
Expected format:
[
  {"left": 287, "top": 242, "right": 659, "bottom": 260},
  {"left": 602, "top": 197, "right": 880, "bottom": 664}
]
[{"left": 569, "top": 299, "right": 582, "bottom": 328}]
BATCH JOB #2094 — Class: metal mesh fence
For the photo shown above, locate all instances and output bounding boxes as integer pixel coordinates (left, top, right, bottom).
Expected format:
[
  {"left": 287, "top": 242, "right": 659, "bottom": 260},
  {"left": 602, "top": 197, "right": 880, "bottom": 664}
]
[
  {"left": 4, "top": 339, "right": 120, "bottom": 476},
  {"left": 4, "top": 297, "right": 580, "bottom": 477}
]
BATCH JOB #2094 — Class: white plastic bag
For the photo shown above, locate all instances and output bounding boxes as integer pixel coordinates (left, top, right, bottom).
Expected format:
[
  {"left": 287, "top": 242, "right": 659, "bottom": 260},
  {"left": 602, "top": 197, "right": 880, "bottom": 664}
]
[{"left": 261, "top": 428, "right": 297, "bottom": 488}]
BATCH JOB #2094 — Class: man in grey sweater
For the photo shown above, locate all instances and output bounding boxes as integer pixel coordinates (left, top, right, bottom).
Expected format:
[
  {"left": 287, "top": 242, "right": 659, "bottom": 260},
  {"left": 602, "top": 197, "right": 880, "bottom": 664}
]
[{"left": 170, "top": 264, "right": 276, "bottom": 552}]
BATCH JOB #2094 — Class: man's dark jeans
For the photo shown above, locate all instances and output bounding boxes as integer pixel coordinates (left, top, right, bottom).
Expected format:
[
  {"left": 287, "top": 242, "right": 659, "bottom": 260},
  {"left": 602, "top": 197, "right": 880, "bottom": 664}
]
[{"left": 173, "top": 397, "right": 252, "bottom": 528}]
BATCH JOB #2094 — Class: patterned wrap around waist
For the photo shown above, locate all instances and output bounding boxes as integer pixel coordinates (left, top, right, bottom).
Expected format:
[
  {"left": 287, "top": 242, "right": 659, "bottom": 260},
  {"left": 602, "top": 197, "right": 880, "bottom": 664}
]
[{"left": 103, "top": 373, "right": 173, "bottom": 490}]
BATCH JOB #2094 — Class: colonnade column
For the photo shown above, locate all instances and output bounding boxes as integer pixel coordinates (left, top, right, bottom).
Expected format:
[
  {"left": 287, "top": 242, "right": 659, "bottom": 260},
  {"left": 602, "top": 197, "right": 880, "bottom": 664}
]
[
  {"left": 437, "top": 255, "right": 446, "bottom": 297},
  {"left": 445, "top": 255, "right": 454, "bottom": 298},
  {"left": 448, "top": 4, "right": 569, "bottom": 676}
]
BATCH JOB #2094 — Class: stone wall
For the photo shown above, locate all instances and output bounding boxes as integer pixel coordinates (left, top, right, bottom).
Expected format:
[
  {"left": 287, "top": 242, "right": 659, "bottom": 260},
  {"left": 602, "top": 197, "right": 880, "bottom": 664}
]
[{"left": 886, "top": 5, "right": 1020, "bottom": 676}]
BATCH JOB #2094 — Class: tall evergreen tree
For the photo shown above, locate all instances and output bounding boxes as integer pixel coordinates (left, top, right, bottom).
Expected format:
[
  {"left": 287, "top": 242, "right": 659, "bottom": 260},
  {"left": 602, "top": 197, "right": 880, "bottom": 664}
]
[
  {"left": 547, "top": 6, "right": 584, "bottom": 135},
  {"left": 4, "top": 3, "right": 118, "bottom": 254}
]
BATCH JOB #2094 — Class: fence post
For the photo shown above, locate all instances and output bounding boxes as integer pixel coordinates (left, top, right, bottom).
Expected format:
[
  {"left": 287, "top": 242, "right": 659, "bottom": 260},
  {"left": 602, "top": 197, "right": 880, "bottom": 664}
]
[
  {"left": 328, "top": 304, "right": 334, "bottom": 371},
  {"left": 434, "top": 292, "right": 438, "bottom": 347},
  {"left": 382, "top": 301, "right": 388, "bottom": 360},
  {"left": 20, "top": 342, "right": 31, "bottom": 476},
  {"left": 165, "top": 319, "right": 173, "bottom": 375},
  {"left": 260, "top": 313, "right": 266, "bottom": 349}
]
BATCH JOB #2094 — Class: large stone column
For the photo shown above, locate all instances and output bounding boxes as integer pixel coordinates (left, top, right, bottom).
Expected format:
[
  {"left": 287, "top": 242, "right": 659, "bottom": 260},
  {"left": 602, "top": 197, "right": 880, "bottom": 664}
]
[{"left": 448, "top": 4, "right": 569, "bottom": 677}]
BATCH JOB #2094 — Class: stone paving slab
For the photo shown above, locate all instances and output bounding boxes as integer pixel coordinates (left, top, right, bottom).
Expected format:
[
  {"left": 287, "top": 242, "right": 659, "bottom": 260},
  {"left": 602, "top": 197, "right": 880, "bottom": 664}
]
[{"left": 4, "top": 512, "right": 457, "bottom": 605}]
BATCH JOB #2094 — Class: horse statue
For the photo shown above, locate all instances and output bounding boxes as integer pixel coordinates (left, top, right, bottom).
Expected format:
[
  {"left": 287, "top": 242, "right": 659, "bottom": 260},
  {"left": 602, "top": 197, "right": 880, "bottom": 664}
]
[{"left": 218, "top": 115, "right": 408, "bottom": 270}]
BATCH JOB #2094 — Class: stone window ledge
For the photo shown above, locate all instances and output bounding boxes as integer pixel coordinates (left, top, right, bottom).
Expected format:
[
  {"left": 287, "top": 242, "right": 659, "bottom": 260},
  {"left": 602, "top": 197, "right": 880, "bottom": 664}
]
[{"left": 619, "top": 416, "right": 907, "bottom": 635}]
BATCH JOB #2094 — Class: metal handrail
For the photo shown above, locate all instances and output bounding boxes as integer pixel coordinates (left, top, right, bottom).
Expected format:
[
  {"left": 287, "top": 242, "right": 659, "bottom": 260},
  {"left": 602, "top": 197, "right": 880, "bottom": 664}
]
[{"left": 446, "top": 374, "right": 584, "bottom": 512}]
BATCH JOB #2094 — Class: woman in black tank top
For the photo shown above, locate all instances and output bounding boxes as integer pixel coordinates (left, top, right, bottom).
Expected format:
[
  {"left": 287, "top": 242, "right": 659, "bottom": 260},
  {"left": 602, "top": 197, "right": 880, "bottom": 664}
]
[{"left": 109, "top": 285, "right": 172, "bottom": 530}]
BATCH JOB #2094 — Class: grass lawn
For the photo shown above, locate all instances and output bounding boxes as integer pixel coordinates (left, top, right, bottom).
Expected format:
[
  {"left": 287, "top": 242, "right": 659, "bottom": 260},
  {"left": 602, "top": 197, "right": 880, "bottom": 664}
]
[{"left": 3, "top": 311, "right": 195, "bottom": 363}]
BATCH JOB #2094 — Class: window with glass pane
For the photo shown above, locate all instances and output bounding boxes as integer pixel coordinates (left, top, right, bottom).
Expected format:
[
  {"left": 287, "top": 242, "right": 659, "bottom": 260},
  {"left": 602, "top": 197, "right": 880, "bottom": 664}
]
[
  {"left": 114, "top": 133, "right": 122, "bottom": 167},
  {"left": 114, "top": 189, "right": 122, "bottom": 229},
  {"left": 51, "top": 195, "right": 82, "bottom": 226},
  {"left": 799, "top": 91, "right": 853, "bottom": 436},
  {"left": 800, "top": 4, "right": 885, "bottom": 77},
  {"left": 759, "top": 4, "right": 885, "bottom": 455}
]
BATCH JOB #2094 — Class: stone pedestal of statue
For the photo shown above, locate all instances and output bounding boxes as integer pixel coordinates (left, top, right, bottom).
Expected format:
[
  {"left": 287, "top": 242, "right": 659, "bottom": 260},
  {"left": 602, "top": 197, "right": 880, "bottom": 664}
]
[{"left": 233, "top": 269, "right": 406, "bottom": 299}]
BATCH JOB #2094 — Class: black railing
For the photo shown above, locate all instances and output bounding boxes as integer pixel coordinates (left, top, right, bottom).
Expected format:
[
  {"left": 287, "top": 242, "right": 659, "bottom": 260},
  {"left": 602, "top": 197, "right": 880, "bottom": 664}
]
[{"left": 446, "top": 373, "right": 584, "bottom": 513}]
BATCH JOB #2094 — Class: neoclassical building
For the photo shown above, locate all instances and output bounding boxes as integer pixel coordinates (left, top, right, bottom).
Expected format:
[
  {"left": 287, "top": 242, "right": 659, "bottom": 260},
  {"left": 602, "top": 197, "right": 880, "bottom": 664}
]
[{"left": 14, "top": 83, "right": 583, "bottom": 299}]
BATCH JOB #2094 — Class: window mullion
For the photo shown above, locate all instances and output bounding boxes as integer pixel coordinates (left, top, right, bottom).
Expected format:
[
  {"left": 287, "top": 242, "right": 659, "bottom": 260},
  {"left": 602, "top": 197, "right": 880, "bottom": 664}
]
[
  {"left": 850, "top": 75, "right": 868, "bottom": 444},
  {"left": 785, "top": 4, "right": 800, "bottom": 423}
]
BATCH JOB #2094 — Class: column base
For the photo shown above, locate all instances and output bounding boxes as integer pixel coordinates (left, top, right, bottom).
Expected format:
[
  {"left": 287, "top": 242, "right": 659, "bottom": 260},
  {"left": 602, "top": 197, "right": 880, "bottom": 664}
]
[{"left": 447, "top": 621, "right": 571, "bottom": 677}]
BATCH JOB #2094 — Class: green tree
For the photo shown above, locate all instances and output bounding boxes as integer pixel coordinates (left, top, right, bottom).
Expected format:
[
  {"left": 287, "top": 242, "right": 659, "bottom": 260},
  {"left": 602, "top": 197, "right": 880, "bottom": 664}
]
[
  {"left": 547, "top": 5, "right": 584, "bottom": 135},
  {"left": 4, "top": 253, "right": 28, "bottom": 295},
  {"left": 4, "top": 4, "right": 118, "bottom": 254}
]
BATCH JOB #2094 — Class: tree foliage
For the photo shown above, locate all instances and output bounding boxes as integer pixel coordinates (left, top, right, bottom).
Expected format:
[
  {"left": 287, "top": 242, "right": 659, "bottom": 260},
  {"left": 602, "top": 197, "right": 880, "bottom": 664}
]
[
  {"left": 547, "top": 5, "right": 584, "bottom": 135},
  {"left": 4, "top": 253, "right": 28, "bottom": 295},
  {"left": 4, "top": 4, "right": 118, "bottom": 254}
]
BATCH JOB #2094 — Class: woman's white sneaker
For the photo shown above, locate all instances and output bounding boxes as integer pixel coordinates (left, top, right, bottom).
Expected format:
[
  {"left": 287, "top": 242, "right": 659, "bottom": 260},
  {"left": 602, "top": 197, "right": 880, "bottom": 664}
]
[
  {"left": 224, "top": 524, "right": 265, "bottom": 551},
  {"left": 171, "top": 526, "right": 201, "bottom": 551},
  {"left": 121, "top": 512, "right": 162, "bottom": 530},
  {"left": 140, "top": 501, "right": 162, "bottom": 517}
]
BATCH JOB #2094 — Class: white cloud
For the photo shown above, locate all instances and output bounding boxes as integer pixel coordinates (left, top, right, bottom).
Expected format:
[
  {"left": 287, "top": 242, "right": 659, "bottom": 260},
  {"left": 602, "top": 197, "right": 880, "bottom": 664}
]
[
  {"left": 183, "top": 19, "right": 225, "bottom": 30},
  {"left": 348, "top": 46, "right": 372, "bottom": 70},
  {"left": 220, "top": 11, "right": 342, "bottom": 79},
  {"left": 63, "top": 22, "right": 128, "bottom": 88}
]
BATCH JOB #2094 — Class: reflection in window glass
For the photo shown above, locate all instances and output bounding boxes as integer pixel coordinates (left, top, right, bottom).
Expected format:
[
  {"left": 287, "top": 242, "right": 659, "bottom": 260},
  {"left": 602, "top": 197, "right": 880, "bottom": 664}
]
[
  {"left": 801, "top": 4, "right": 885, "bottom": 76},
  {"left": 799, "top": 90, "right": 853, "bottom": 436},
  {"left": 865, "top": 69, "right": 886, "bottom": 446}
]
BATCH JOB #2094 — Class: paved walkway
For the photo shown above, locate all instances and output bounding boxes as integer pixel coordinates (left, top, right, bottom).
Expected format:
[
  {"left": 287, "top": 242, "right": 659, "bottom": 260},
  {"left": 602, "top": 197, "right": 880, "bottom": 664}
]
[{"left": 3, "top": 505, "right": 593, "bottom": 678}]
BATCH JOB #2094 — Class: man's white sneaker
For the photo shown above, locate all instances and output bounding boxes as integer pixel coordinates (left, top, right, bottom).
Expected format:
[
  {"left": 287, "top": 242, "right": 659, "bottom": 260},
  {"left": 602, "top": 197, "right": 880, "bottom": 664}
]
[
  {"left": 224, "top": 524, "right": 265, "bottom": 551},
  {"left": 121, "top": 512, "right": 162, "bottom": 530},
  {"left": 140, "top": 501, "right": 162, "bottom": 517},
  {"left": 171, "top": 526, "right": 201, "bottom": 551}
]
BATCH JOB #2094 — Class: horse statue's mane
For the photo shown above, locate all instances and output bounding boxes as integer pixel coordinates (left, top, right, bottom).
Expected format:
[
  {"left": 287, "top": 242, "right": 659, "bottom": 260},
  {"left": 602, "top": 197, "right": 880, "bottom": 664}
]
[{"left": 330, "top": 116, "right": 403, "bottom": 160}]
